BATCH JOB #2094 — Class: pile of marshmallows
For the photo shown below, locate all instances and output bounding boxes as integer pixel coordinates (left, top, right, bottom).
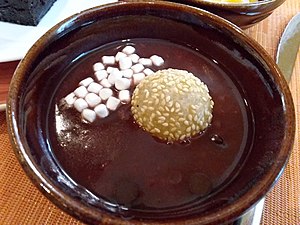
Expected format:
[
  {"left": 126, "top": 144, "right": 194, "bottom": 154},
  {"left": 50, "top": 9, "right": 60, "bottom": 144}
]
[{"left": 63, "top": 45, "right": 165, "bottom": 123}]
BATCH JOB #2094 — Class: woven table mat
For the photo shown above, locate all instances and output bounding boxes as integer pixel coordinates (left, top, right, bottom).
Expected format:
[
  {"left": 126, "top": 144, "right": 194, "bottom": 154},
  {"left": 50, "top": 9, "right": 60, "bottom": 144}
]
[
  {"left": 1, "top": 0, "right": 300, "bottom": 224},
  {"left": 245, "top": 0, "right": 300, "bottom": 224},
  {"left": 0, "top": 113, "right": 83, "bottom": 224}
]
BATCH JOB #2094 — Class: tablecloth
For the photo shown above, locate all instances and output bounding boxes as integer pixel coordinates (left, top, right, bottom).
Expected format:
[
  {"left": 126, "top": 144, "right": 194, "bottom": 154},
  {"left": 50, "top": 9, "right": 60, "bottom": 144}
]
[{"left": 0, "top": 0, "right": 299, "bottom": 224}]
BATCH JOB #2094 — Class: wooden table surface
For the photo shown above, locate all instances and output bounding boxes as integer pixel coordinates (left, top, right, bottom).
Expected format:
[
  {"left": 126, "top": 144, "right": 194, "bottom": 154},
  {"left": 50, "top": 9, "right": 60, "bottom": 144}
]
[
  {"left": 0, "top": 0, "right": 299, "bottom": 224},
  {"left": 0, "top": 60, "right": 18, "bottom": 105}
]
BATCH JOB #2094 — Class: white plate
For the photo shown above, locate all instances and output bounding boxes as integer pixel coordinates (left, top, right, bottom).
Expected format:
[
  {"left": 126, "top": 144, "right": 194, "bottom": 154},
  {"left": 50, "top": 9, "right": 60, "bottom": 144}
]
[
  {"left": 0, "top": 0, "right": 117, "bottom": 111},
  {"left": 0, "top": 0, "right": 118, "bottom": 63}
]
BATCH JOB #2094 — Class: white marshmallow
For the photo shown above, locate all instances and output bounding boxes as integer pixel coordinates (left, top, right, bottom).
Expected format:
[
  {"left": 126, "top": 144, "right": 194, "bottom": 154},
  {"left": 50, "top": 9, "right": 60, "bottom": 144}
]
[
  {"left": 87, "top": 82, "right": 103, "bottom": 93},
  {"left": 129, "top": 54, "right": 140, "bottom": 63},
  {"left": 133, "top": 73, "right": 145, "bottom": 85},
  {"left": 100, "top": 78, "right": 112, "bottom": 88},
  {"left": 102, "top": 56, "right": 115, "bottom": 65},
  {"left": 112, "top": 68, "right": 123, "bottom": 76},
  {"left": 115, "top": 78, "right": 131, "bottom": 91},
  {"left": 115, "top": 51, "right": 127, "bottom": 62},
  {"left": 106, "top": 96, "right": 121, "bottom": 111},
  {"left": 94, "top": 104, "right": 109, "bottom": 118},
  {"left": 74, "top": 98, "right": 88, "bottom": 112},
  {"left": 119, "top": 56, "right": 133, "bottom": 70},
  {"left": 99, "top": 88, "right": 113, "bottom": 101},
  {"left": 107, "top": 70, "right": 122, "bottom": 85},
  {"left": 82, "top": 108, "right": 96, "bottom": 123},
  {"left": 131, "top": 63, "right": 144, "bottom": 73},
  {"left": 118, "top": 90, "right": 131, "bottom": 103},
  {"left": 122, "top": 69, "right": 134, "bottom": 78},
  {"left": 150, "top": 55, "right": 164, "bottom": 66},
  {"left": 74, "top": 86, "right": 88, "bottom": 98},
  {"left": 93, "top": 62, "right": 105, "bottom": 71},
  {"left": 85, "top": 93, "right": 101, "bottom": 108},
  {"left": 95, "top": 70, "right": 108, "bottom": 81},
  {"left": 106, "top": 66, "right": 118, "bottom": 74},
  {"left": 138, "top": 58, "right": 152, "bottom": 66},
  {"left": 79, "top": 77, "right": 94, "bottom": 87},
  {"left": 143, "top": 68, "right": 155, "bottom": 76},
  {"left": 64, "top": 92, "right": 77, "bottom": 105},
  {"left": 122, "top": 46, "right": 136, "bottom": 55}
]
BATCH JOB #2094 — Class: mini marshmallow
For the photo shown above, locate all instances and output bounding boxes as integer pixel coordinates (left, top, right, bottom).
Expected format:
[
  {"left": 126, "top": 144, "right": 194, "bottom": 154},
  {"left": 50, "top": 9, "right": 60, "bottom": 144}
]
[
  {"left": 93, "top": 62, "right": 105, "bottom": 71},
  {"left": 64, "top": 92, "right": 77, "bottom": 105},
  {"left": 106, "top": 96, "right": 121, "bottom": 111},
  {"left": 118, "top": 90, "right": 131, "bottom": 103},
  {"left": 143, "top": 68, "right": 155, "bottom": 76},
  {"left": 129, "top": 54, "right": 140, "bottom": 63},
  {"left": 119, "top": 56, "right": 133, "bottom": 70},
  {"left": 107, "top": 70, "right": 122, "bottom": 85},
  {"left": 94, "top": 104, "right": 109, "bottom": 118},
  {"left": 74, "top": 86, "right": 88, "bottom": 98},
  {"left": 115, "top": 78, "right": 131, "bottom": 91},
  {"left": 122, "top": 46, "right": 135, "bottom": 55},
  {"left": 121, "top": 69, "right": 134, "bottom": 78},
  {"left": 87, "top": 82, "right": 103, "bottom": 93},
  {"left": 102, "top": 56, "right": 115, "bottom": 65},
  {"left": 115, "top": 51, "right": 127, "bottom": 62},
  {"left": 99, "top": 88, "right": 113, "bottom": 101},
  {"left": 111, "top": 68, "right": 122, "bottom": 76},
  {"left": 85, "top": 93, "right": 101, "bottom": 108},
  {"left": 131, "top": 63, "right": 144, "bottom": 73},
  {"left": 82, "top": 108, "right": 96, "bottom": 123},
  {"left": 150, "top": 55, "right": 164, "bottom": 66},
  {"left": 74, "top": 98, "right": 88, "bottom": 112},
  {"left": 106, "top": 66, "right": 118, "bottom": 74},
  {"left": 79, "top": 77, "right": 94, "bottom": 87},
  {"left": 138, "top": 58, "right": 152, "bottom": 66},
  {"left": 100, "top": 78, "right": 112, "bottom": 88},
  {"left": 95, "top": 70, "right": 108, "bottom": 81},
  {"left": 133, "top": 73, "right": 145, "bottom": 85}
]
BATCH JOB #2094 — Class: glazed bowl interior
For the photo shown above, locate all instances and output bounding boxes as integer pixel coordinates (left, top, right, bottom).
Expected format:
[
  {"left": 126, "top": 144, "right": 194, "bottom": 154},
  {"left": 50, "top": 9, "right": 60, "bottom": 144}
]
[
  {"left": 7, "top": 1, "right": 294, "bottom": 224},
  {"left": 162, "top": 0, "right": 286, "bottom": 28}
]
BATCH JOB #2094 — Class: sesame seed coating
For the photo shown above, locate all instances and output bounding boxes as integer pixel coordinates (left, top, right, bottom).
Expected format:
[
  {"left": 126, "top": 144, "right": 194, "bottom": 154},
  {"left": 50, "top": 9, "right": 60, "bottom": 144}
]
[{"left": 131, "top": 68, "right": 214, "bottom": 143}]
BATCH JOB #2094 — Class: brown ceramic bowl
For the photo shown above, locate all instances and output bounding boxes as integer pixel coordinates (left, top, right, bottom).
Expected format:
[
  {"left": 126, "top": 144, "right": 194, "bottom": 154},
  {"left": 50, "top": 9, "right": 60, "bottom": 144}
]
[
  {"left": 7, "top": 1, "right": 295, "bottom": 224},
  {"left": 159, "top": 0, "right": 286, "bottom": 28}
]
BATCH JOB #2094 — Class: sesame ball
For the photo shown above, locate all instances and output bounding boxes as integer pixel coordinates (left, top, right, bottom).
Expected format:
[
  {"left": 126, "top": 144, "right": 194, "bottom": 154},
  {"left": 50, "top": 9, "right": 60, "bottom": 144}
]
[{"left": 131, "top": 68, "right": 214, "bottom": 142}]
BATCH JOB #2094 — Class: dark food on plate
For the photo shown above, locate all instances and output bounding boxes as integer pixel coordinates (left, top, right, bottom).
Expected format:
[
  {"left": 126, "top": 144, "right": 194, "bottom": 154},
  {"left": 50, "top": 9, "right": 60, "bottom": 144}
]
[
  {"left": 0, "top": 0, "right": 57, "bottom": 25},
  {"left": 51, "top": 38, "right": 253, "bottom": 210}
]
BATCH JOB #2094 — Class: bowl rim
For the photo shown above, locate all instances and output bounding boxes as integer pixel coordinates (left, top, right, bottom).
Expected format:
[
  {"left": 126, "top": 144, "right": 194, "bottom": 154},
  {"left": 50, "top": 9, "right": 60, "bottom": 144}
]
[
  {"left": 6, "top": 1, "right": 295, "bottom": 224},
  {"left": 179, "top": 0, "right": 283, "bottom": 7}
]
